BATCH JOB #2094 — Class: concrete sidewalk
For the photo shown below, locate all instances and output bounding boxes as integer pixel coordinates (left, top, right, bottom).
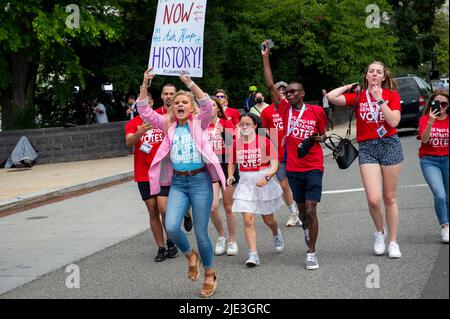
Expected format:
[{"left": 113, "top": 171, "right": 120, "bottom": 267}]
[{"left": 0, "top": 121, "right": 356, "bottom": 215}]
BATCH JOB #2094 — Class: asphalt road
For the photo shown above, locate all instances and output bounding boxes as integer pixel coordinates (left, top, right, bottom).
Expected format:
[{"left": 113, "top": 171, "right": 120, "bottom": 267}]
[{"left": 1, "top": 131, "right": 448, "bottom": 299}]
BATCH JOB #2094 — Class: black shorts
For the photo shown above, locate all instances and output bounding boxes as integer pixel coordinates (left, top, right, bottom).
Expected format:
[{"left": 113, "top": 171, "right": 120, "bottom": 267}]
[
  {"left": 286, "top": 170, "right": 323, "bottom": 203},
  {"left": 137, "top": 182, "right": 170, "bottom": 201},
  {"left": 220, "top": 163, "right": 240, "bottom": 185}
]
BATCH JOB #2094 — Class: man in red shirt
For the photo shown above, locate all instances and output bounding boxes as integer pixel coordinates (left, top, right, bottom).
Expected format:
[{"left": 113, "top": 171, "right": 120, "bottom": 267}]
[
  {"left": 262, "top": 40, "right": 327, "bottom": 270},
  {"left": 125, "top": 92, "right": 178, "bottom": 262},
  {"left": 261, "top": 81, "right": 301, "bottom": 228},
  {"left": 154, "top": 83, "right": 193, "bottom": 232}
]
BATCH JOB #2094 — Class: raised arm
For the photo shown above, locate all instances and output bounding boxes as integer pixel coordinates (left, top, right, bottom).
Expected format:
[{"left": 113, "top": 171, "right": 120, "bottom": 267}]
[
  {"left": 261, "top": 40, "right": 281, "bottom": 108},
  {"left": 326, "top": 83, "right": 360, "bottom": 107},
  {"left": 136, "top": 68, "right": 165, "bottom": 130},
  {"left": 179, "top": 72, "right": 212, "bottom": 130}
]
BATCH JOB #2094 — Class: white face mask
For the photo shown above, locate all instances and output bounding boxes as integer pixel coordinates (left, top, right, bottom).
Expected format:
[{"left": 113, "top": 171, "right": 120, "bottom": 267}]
[{"left": 240, "top": 128, "right": 253, "bottom": 136}]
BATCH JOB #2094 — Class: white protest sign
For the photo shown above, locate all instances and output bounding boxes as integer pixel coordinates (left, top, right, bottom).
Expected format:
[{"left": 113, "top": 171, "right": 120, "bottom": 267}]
[{"left": 148, "top": 0, "right": 207, "bottom": 78}]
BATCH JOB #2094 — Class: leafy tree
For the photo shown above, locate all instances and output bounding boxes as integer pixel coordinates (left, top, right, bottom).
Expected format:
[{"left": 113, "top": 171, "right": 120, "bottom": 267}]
[{"left": 0, "top": 0, "right": 124, "bottom": 130}]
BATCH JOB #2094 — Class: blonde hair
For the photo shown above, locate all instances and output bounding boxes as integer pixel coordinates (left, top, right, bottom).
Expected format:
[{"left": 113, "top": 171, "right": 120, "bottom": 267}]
[
  {"left": 363, "top": 61, "right": 398, "bottom": 91},
  {"left": 164, "top": 90, "right": 200, "bottom": 132}
]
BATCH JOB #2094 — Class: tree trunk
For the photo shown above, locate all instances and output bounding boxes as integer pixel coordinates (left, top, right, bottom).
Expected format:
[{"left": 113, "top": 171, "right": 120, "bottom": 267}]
[{"left": 1, "top": 51, "right": 37, "bottom": 131}]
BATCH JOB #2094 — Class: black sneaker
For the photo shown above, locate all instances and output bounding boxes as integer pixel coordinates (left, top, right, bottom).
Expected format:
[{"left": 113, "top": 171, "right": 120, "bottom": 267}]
[
  {"left": 154, "top": 247, "right": 167, "bottom": 262},
  {"left": 184, "top": 210, "right": 193, "bottom": 232},
  {"left": 167, "top": 239, "right": 178, "bottom": 258}
]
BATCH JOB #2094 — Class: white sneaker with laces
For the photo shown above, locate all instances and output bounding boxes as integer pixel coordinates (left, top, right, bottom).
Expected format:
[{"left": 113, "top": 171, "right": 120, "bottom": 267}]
[
  {"left": 286, "top": 213, "right": 301, "bottom": 227},
  {"left": 226, "top": 242, "right": 239, "bottom": 256},
  {"left": 373, "top": 228, "right": 386, "bottom": 256},
  {"left": 441, "top": 227, "right": 449, "bottom": 243},
  {"left": 388, "top": 242, "right": 402, "bottom": 259},
  {"left": 306, "top": 252, "right": 319, "bottom": 270},
  {"left": 214, "top": 236, "right": 227, "bottom": 256},
  {"left": 246, "top": 251, "right": 260, "bottom": 267},
  {"left": 273, "top": 229, "right": 285, "bottom": 253}
]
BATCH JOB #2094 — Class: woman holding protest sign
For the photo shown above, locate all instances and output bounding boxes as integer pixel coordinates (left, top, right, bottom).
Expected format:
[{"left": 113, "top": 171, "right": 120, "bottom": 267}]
[
  {"left": 327, "top": 61, "right": 403, "bottom": 259},
  {"left": 136, "top": 68, "right": 225, "bottom": 298}
]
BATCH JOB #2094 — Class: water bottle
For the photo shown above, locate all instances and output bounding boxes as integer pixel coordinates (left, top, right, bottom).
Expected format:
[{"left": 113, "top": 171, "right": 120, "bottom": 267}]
[{"left": 260, "top": 39, "right": 274, "bottom": 51}]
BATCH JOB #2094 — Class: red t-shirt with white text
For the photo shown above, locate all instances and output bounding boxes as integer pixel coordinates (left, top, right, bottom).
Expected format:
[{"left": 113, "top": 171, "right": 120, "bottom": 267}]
[
  {"left": 343, "top": 90, "right": 401, "bottom": 143},
  {"left": 125, "top": 116, "right": 164, "bottom": 182},
  {"left": 207, "top": 118, "right": 235, "bottom": 161},
  {"left": 418, "top": 115, "right": 449, "bottom": 157},
  {"left": 230, "top": 136, "right": 277, "bottom": 172},
  {"left": 261, "top": 103, "right": 285, "bottom": 162},
  {"left": 277, "top": 99, "right": 327, "bottom": 172}
]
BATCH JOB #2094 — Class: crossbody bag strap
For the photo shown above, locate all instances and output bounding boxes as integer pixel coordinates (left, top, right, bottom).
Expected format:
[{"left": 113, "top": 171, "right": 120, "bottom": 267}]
[{"left": 346, "top": 92, "right": 360, "bottom": 138}]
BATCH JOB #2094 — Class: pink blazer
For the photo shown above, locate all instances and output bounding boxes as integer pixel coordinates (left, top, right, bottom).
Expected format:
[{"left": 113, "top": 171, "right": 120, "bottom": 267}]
[{"left": 136, "top": 96, "right": 226, "bottom": 195}]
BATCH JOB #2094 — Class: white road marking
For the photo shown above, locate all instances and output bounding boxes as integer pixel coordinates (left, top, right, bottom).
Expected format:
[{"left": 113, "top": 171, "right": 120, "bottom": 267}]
[{"left": 323, "top": 184, "right": 428, "bottom": 195}]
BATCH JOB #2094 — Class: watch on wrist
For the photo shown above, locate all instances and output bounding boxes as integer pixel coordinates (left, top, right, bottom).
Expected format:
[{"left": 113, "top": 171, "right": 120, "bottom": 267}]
[
  {"left": 265, "top": 175, "right": 271, "bottom": 182},
  {"left": 376, "top": 99, "right": 385, "bottom": 106}
]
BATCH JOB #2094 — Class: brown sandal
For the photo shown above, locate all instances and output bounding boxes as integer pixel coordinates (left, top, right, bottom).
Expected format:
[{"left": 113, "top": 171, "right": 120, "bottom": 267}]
[
  {"left": 187, "top": 251, "right": 200, "bottom": 281},
  {"left": 200, "top": 270, "right": 217, "bottom": 298}
]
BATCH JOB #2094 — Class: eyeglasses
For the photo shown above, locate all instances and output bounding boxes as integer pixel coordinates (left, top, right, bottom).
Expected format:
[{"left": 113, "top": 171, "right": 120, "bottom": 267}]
[
  {"left": 285, "top": 89, "right": 301, "bottom": 95},
  {"left": 216, "top": 95, "right": 226, "bottom": 99}
]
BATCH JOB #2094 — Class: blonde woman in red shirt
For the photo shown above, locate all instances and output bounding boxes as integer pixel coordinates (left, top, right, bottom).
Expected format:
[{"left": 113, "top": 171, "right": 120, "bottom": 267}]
[
  {"left": 327, "top": 61, "right": 403, "bottom": 259},
  {"left": 417, "top": 91, "right": 449, "bottom": 243}
]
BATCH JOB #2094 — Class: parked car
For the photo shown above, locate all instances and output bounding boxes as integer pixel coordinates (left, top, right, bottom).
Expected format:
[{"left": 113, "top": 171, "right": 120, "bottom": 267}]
[
  {"left": 394, "top": 76, "right": 432, "bottom": 128},
  {"left": 441, "top": 77, "right": 449, "bottom": 90}
]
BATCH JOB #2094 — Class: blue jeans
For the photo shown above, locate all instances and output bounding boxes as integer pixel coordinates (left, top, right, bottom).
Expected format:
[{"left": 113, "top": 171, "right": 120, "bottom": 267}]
[
  {"left": 420, "top": 156, "right": 449, "bottom": 226},
  {"left": 165, "top": 171, "right": 214, "bottom": 268}
]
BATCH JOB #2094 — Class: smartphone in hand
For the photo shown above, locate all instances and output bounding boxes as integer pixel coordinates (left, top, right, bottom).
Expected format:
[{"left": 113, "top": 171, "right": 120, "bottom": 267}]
[{"left": 431, "top": 100, "right": 441, "bottom": 116}]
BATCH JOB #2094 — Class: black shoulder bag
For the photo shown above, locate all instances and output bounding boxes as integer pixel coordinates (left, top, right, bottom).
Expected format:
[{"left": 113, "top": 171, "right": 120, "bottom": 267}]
[{"left": 324, "top": 93, "right": 359, "bottom": 169}]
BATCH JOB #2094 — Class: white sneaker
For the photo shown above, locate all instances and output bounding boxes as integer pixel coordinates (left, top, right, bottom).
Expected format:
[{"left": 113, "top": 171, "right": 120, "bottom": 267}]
[
  {"left": 373, "top": 228, "right": 386, "bottom": 256},
  {"left": 306, "top": 252, "right": 319, "bottom": 270},
  {"left": 214, "top": 236, "right": 227, "bottom": 256},
  {"left": 246, "top": 251, "right": 260, "bottom": 267},
  {"left": 441, "top": 227, "right": 449, "bottom": 243},
  {"left": 388, "top": 242, "right": 402, "bottom": 259},
  {"left": 286, "top": 213, "right": 301, "bottom": 227},
  {"left": 226, "top": 242, "right": 239, "bottom": 256},
  {"left": 273, "top": 229, "right": 285, "bottom": 253}
]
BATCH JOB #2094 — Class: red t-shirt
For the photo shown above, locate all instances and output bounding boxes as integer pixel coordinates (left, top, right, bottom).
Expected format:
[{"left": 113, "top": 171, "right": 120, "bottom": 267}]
[
  {"left": 207, "top": 118, "right": 235, "bottom": 158},
  {"left": 224, "top": 107, "right": 241, "bottom": 126},
  {"left": 261, "top": 103, "right": 285, "bottom": 162},
  {"left": 276, "top": 99, "right": 327, "bottom": 172},
  {"left": 418, "top": 115, "right": 449, "bottom": 157},
  {"left": 343, "top": 89, "right": 401, "bottom": 143},
  {"left": 155, "top": 105, "right": 168, "bottom": 115},
  {"left": 230, "top": 136, "right": 277, "bottom": 172},
  {"left": 125, "top": 116, "right": 164, "bottom": 182}
]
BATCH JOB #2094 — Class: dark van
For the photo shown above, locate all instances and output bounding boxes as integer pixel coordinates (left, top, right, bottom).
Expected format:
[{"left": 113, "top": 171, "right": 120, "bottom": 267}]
[{"left": 394, "top": 76, "right": 432, "bottom": 128}]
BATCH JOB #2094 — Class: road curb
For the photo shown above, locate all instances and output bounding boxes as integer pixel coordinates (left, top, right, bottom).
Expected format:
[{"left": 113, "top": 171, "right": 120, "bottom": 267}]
[{"left": 0, "top": 172, "right": 133, "bottom": 217}]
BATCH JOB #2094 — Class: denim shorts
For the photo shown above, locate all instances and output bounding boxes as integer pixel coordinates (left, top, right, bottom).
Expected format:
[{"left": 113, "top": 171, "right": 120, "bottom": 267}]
[
  {"left": 358, "top": 135, "right": 404, "bottom": 166},
  {"left": 286, "top": 170, "right": 323, "bottom": 203},
  {"left": 276, "top": 162, "right": 287, "bottom": 181}
]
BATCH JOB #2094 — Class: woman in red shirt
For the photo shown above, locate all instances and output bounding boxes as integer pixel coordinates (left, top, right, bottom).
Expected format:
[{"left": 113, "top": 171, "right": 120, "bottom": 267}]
[
  {"left": 207, "top": 97, "right": 240, "bottom": 256},
  {"left": 327, "top": 61, "right": 403, "bottom": 259},
  {"left": 417, "top": 92, "right": 449, "bottom": 243},
  {"left": 228, "top": 113, "right": 284, "bottom": 267}
]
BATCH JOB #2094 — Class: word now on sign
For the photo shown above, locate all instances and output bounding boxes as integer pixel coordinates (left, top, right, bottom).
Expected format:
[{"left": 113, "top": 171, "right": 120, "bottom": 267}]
[{"left": 149, "top": 0, "right": 207, "bottom": 78}]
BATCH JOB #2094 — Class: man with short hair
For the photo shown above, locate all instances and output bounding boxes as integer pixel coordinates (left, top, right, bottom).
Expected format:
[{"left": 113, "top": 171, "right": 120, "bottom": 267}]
[
  {"left": 94, "top": 99, "right": 109, "bottom": 124},
  {"left": 262, "top": 40, "right": 327, "bottom": 270},
  {"left": 126, "top": 93, "right": 138, "bottom": 119},
  {"left": 261, "top": 82, "right": 302, "bottom": 228}
]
